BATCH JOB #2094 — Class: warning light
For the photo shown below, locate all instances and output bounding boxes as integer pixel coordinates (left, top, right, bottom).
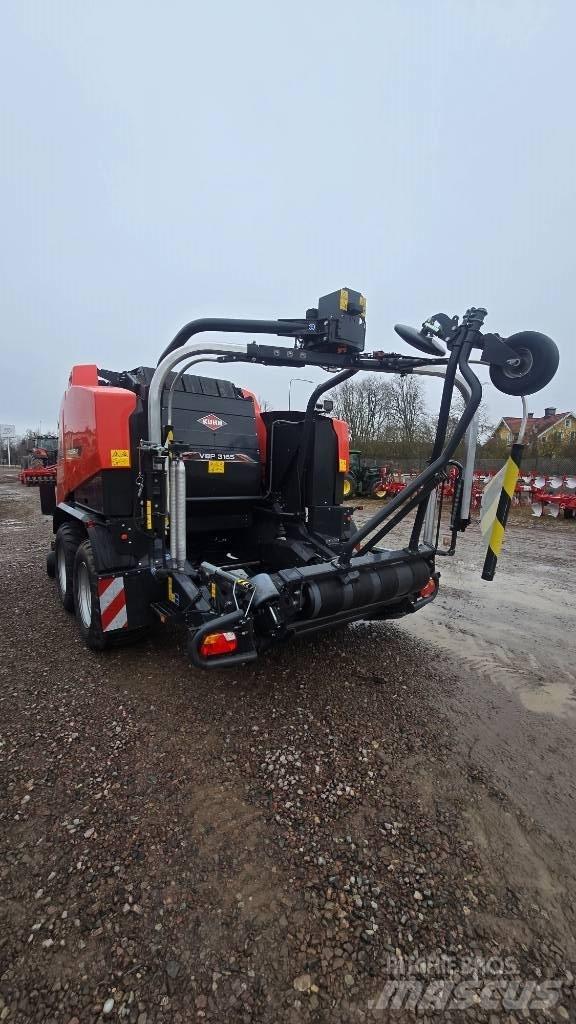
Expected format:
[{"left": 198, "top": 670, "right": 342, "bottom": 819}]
[
  {"left": 199, "top": 631, "right": 238, "bottom": 658},
  {"left": 419, "top": 578, "right": 437, "bottom": 600}
]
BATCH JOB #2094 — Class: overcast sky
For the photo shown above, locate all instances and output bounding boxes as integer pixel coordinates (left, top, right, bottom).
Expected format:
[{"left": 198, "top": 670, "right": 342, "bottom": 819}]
[{"left": 1, "top": 0, "right": 574, "bottom": 437}]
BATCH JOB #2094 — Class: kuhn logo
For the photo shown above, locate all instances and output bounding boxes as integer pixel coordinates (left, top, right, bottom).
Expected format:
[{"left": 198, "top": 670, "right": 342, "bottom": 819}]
[{"left": 197, "top": 413, "right": 227, "bottom": 431}]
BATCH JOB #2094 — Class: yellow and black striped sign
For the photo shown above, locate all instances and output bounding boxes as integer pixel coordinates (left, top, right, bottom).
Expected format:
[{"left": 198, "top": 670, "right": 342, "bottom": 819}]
[{"left": 481, "top": 442, "right": 524, "bottom": 581}]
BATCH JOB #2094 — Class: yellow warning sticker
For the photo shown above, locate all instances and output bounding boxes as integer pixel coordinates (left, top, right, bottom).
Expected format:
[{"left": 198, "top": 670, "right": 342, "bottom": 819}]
[
  {"left": 111, "top": 449, "right": 130, "bottom": 467},
  {"left": 208, "top": 460, "right": 225, "bottom": 473},
  {"left": 339, "top": 458, "right": 348, "bottom": 472}
]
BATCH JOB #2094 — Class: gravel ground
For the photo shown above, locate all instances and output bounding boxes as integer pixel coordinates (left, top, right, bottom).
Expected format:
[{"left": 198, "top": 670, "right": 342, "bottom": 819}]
[{"left": 1, "top": 471, "right": 575, "bottom": 1023}]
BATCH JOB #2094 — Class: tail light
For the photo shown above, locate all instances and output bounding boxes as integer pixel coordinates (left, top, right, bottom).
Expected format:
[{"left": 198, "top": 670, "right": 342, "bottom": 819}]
[
  {"left": 419, "top": 577, "right": 437, "bottom": 600},
  {"left": 199, "top": 631, "right": 238, "bottom": 657}
]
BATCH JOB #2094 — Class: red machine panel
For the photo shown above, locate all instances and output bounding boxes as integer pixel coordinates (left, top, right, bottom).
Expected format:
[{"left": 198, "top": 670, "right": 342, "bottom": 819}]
[
  {"left": 332, "top": 418, "right": 350, "bottom": 472},
  {"left": 241, "top": 388, "right": 267, "bottom": 465},
  {"left": 57, "top": 365, "right": 137, "bottom": 503}
]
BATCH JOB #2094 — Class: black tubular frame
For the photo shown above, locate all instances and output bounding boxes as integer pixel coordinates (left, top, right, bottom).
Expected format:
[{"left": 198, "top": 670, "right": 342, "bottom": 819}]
[
  {"left": 158, "top": 318, "right": 307, "bottom": 364},
  {"left": 339, "top": 317, "right": 484, "bottom": 559},
  {"left": 153, "top": 311, "right": 486, "bottom": 559}
]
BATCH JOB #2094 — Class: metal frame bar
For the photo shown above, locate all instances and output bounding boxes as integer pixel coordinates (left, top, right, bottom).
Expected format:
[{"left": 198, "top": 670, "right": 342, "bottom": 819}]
[
  {"left": 413, "top": 366, "right": 480, "bottom": 542},
  {"left": 146, "top": 320, "right": 483, "bottom": 568}
]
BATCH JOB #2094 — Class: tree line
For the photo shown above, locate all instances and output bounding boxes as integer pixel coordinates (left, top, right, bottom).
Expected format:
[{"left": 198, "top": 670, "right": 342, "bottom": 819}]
[{"left": 331, "top": 374, "right": 493, "bottom": 461}]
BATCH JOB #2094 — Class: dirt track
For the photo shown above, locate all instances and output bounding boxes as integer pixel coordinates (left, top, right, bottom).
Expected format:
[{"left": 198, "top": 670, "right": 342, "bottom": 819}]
[{"left": 1, "top": 471, "right": 575, "bottom": 1023}]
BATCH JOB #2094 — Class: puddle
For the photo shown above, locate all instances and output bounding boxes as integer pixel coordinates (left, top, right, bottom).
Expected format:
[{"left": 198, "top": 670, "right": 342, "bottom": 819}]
[
  {"left": 356, "top": 509, "right": 576, "bottom": 720},
  {"left": 516, "top": 681, "right": 576, "bottom": 715}
]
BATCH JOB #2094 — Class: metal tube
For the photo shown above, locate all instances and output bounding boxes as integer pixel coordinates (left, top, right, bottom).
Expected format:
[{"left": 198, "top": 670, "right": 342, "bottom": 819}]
[
  {"left": 175, "top": 459, "right": 187, "bottom": 569},
  {"left": 411, "top": 366, "right": 478, "bottom": 526},
  {"left": 157, "top": 317, "right": 306, "bottom": 364},
  {"left": 166, "top": 356, "right": 220, "bottom": 431},
  {"left": 146, "top": 344, "right": 248, "bottom": 444},
  {"left": 408, "top": 336, "right": 463, "bottom": 548},
  {"left": 149, "top": 343, "right": 250, "bottom": 444},
  {"left": 149, "top": 341, "right": 451, "bottom": 445},
  {"left": 461, "top": 412, "right": 479, "bottom": 521},
  {"left": 422, "top": 487, "right": 437, "bottom": 546},
  {"left": 169, "top": 460, "right": 177, "bottom": 564}
]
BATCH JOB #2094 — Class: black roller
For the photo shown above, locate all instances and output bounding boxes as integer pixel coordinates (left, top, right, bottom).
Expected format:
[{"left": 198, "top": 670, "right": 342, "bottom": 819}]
[{"left": 300, "top": 558, "right": 430, "bottom": 619}]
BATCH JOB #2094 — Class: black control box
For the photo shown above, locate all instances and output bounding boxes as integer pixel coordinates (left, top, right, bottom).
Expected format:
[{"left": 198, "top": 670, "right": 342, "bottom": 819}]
[{"left": 303, "top": 288, "right": 366, "bottom": 353}]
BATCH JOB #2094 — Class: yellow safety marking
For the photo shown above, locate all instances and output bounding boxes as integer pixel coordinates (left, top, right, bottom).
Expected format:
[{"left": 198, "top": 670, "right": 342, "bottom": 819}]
[
  {"left": 168, "top": 575, "right": 175, "bottom": 602},
  {"left": 111, "top": 449, "right": 130, "bottom": 467},
  {"left": 502, "top": 457, "right": 520, "bottom": 500},
  {"left": 488, "top": 519, "right": 506, "bottom": 557},
  {"left": 208, "top": 460, "right": 225, "bottom": 473},
  {"left": 145, "top": 500, "right": 152, "bottom": 530},
  {"left": 339, "top": 458, "right": 347, "bottom": 472},
  {"left": 210, "top": 582, "right": 217, "bottom": 599},
  {"left": 359, "top": 294, "right": 366, "bottom": 315},
  {"left": 339, "top": 288, "right": 349, "bottom": 311},
  {"left": 165, "top": 429, "right": 174, "bottom": 443}
]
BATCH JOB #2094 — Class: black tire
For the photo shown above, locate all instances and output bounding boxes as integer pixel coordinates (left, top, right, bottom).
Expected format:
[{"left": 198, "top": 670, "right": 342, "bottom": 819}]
[
  {"left": 73, "top": 541, "right": 148, "bottom": 652},
  {"left": 54, "top": 523, "right": 85, "bottom": 611},
  {"left": 73, "top": 540, "right": 112, "bottom": 651},
  {"left": 489, "top": 331, "right": 559, "bottom": 396},
  {"left": 46, "top": 550, "right": 56, "bottom": 579}
]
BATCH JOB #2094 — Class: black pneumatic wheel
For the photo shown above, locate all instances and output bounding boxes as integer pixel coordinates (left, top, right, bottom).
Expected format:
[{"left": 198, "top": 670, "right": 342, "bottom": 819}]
[
  {"left": 46, "top": 551, "right": 56, "bottom": 579},
  {"left": 73, "top": 540, "right": 112, "bottom": 651},
  {"left": 54, "top": 523, "right": 85, "bottom": 611},
  {"left": 490, "top": 331, "right": 559, "bottom": 396}
]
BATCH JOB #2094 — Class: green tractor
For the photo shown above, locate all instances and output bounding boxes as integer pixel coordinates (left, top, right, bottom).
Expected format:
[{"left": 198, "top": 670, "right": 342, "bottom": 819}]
[{"left": 343, "top": 450, "right": 391, "bottom": 499}]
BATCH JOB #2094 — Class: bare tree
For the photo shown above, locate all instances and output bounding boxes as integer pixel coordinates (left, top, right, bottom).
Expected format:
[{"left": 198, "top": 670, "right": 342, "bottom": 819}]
[
  {"left": 386, "top": 376, "right": 428, "bottom": 444},
  {"left": 448, "top": 393, "right": 493, "bottom": 442},
  {"left": 332, "top": 375, "right": 393, "bottom": 445}
]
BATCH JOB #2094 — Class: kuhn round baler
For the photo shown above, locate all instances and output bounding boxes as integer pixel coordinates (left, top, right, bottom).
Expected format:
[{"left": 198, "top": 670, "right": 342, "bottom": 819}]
[{"left": 42, "top": 289, "right": 559, "bottom": 667}]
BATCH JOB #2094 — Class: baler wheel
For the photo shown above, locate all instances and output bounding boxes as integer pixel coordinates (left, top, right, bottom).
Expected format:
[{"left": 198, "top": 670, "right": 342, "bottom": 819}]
[
  {"left": 489, "top": 332, "right": 559, "bottom": 396},
  {"left": 55, "top": 523, "right": 85, "bottom": 612},
  {"left": 73, "top": 541, "right": 112, "bottom": 651}
]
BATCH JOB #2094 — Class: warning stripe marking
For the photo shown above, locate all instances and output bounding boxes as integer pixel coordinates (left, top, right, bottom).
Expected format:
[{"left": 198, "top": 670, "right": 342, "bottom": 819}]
[
  {"left": 97, "top": 576, "right": 128, "bottom": 631},
  {"left": 482, "top": 443, "right": 523, "bottom": 581}
]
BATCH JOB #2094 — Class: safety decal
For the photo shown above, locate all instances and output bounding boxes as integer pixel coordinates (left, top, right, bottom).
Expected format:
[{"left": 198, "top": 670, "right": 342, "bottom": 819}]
[
  {"left": 481, "top": 442, "right": 524, "bottom": 581},
  {"left": 110, "top": 449, "right": 130, "bottom": 467},
  {"left": 98, "top": 576, "right": 128, "bottom": 631}
]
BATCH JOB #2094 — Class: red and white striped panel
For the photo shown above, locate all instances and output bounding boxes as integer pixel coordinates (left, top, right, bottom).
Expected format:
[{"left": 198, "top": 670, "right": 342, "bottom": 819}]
[{"left": 97, "top": 576, "right": 128, "bottom": 632}]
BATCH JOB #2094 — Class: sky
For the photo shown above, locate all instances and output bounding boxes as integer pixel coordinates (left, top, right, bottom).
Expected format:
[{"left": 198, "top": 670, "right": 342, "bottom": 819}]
[{"left": 1, "top": 0, "right": 574, "bottom": 437}]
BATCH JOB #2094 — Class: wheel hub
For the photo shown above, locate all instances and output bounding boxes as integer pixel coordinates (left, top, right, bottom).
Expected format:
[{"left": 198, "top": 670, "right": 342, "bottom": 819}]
[{"left": 503, "top": 347, "right": 533, "bottom": 379}]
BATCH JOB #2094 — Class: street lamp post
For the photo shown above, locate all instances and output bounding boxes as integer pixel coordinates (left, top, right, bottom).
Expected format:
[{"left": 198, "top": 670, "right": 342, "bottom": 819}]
[{"left": 288, "top": 377, "right": 315, "bottom": 411}]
